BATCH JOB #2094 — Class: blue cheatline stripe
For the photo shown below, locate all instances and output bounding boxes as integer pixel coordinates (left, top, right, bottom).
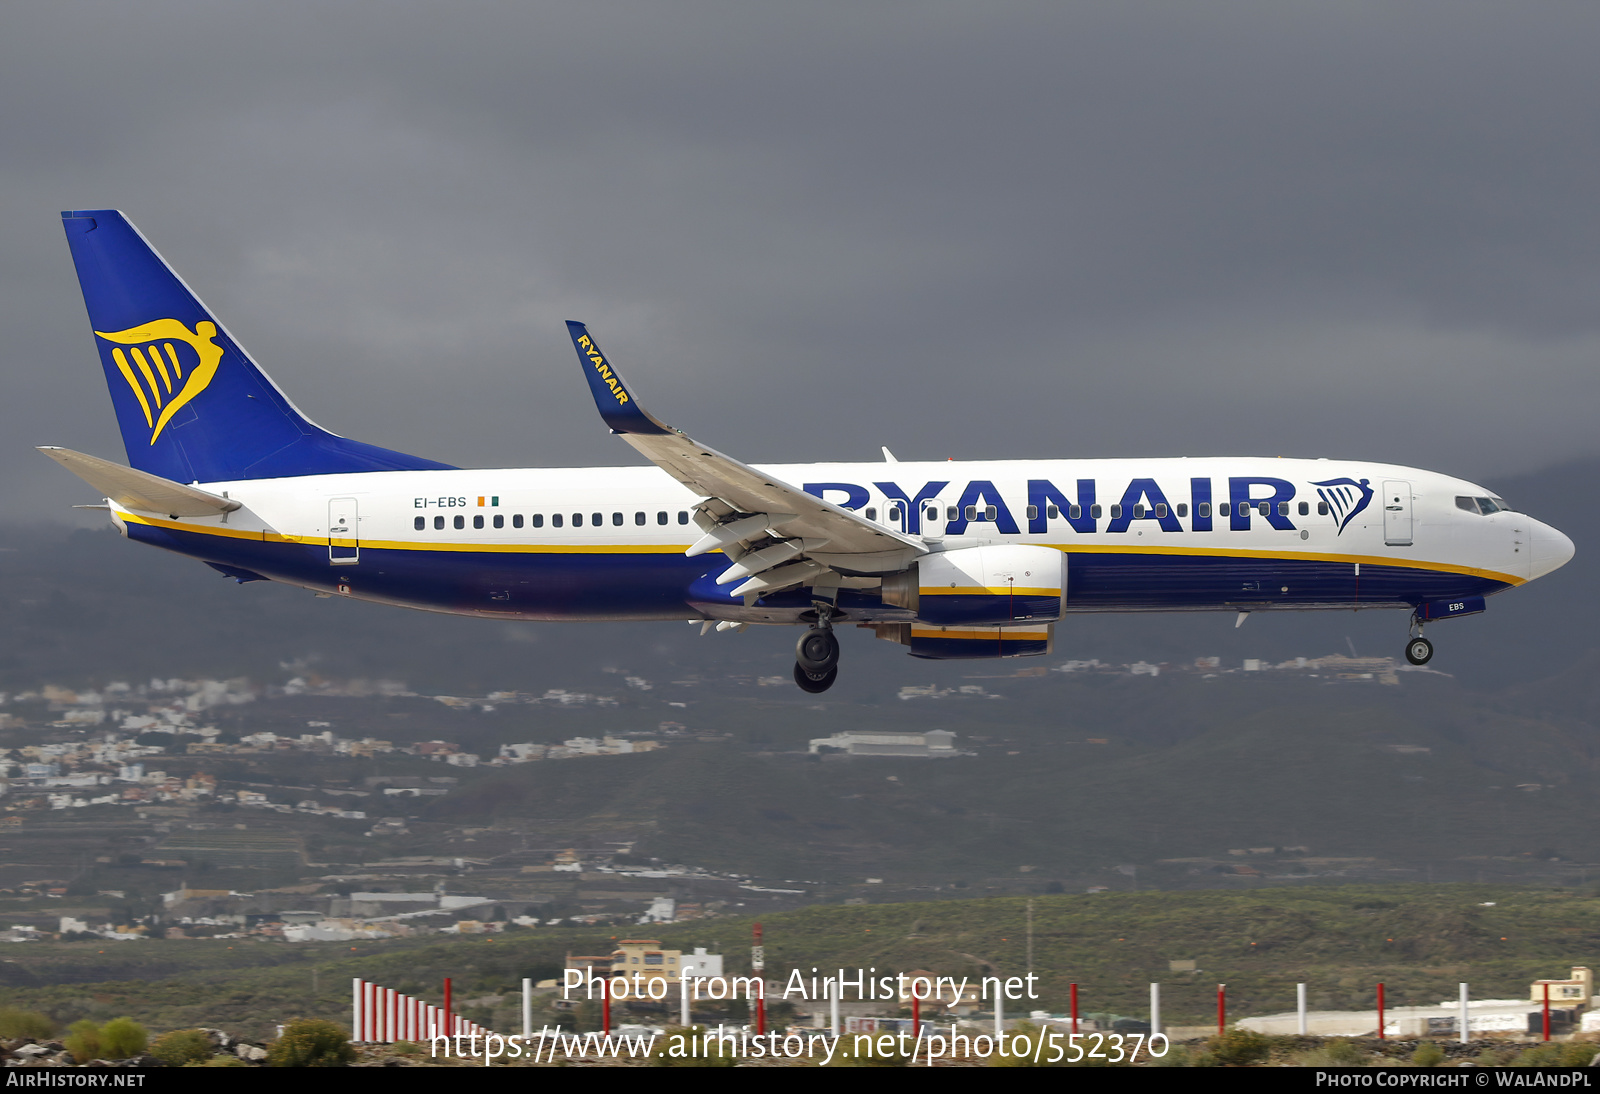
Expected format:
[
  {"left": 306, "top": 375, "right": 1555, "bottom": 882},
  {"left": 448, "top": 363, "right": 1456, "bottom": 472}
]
[{"left": 123, "top": 519, "right": 1511, "bottom": 621}]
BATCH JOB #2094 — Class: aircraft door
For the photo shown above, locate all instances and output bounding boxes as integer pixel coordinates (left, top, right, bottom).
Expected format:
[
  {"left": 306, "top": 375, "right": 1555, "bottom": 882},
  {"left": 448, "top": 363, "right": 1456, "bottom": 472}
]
[
  {"left": 1382, "top": 480, "right": 1413, "bottom": 547},
  {"left": 920, "top": 501, "right": 945, "bottom": 543},
  {"left": 329, "top": 498, "right": 360, "bottom": 564}
]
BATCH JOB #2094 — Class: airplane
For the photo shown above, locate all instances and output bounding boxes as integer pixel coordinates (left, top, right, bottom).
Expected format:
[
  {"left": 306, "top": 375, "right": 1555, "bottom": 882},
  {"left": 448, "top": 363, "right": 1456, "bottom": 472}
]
[{"left": 43, "top": 210, "right": 1575, "bottom": 693}]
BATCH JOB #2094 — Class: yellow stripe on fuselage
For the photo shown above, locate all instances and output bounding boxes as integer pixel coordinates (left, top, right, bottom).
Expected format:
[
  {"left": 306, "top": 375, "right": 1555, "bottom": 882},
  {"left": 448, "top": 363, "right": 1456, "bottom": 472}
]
[{"left": 922, "top": 586, "right": 1060, "bottom": 598}]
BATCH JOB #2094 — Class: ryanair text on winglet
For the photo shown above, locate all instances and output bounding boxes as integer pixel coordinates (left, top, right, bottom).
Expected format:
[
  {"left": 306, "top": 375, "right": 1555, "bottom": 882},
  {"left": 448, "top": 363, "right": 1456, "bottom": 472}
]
[{"left": 578, "top": 335, "right": 630, "bottom": 407}]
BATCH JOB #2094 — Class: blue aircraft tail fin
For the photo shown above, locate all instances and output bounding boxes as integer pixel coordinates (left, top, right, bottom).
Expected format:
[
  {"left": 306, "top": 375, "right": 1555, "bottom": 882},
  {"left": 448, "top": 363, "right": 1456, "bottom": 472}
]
[{"left": 60, "top": 210, "right": 455, "bottom": 482}]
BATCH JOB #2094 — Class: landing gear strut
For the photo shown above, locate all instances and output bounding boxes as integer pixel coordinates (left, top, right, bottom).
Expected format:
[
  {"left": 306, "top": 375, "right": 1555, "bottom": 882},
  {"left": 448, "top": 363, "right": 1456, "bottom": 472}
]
[
  {"left": 794, "top": 616, "right": 840, "bottom": 693},
  {"left": 1405, "top": 614, "right": 1434, "bottom": 666}
]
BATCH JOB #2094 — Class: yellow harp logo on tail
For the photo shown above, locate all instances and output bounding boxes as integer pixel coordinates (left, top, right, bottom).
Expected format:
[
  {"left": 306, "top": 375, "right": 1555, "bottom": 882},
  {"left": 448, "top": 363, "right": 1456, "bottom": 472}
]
[{"left": 94, "top": 319, "right": 224, "bottom": 444}]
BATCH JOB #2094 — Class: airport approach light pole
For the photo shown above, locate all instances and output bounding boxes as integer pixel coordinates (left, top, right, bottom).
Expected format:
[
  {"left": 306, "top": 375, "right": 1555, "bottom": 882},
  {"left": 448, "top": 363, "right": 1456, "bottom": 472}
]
[
  {"left": 1459, "top": 983, "right": 1469, "bottom": 1045},
  {"left": 752, "top": 922, "right": 765, "bottom": 1036},
  {"left": 1070, "top": 983, "right": 1078, "bottom": 1035},
  {"left": 1297, "top": 983, "right": 1307, "bottom": 1035},
  {"left": 1543, "top": 983, "right": 1551, "bottom": 1042},
  {"left": 1377, "top": 983, "right": 1385, "bottom": 1041},
  {"left": 1217, "top": 984, "right": 1225, "bottom": 1035},
  {"left": 444, "top": 977, "right": 452, "bottom": 1037},
  {"left": 1150, "top": 982, "right": 1160, "bottom": 1037}
]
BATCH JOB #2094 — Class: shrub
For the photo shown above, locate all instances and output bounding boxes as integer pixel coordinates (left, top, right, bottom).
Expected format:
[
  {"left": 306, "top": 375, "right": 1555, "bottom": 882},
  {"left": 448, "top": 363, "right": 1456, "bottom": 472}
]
[
  {"left": 1205, "top": 1028, "right": 1269, "bottom": 1067},
  {"left": 151, "top": 1029, "right": 213, "bottom": 1067},
  {"left": 267, "top": 1019, "right": 355, "bottom": 1068},
  {"left": 100, "top": 1017, "right": 148, "bottom": 1059},
  {"left": 652, "top": 1027, "right": 739, "bottom": 1067},
  {"left": 991, "top": 1021, "right": 1069, "bottom": 1067},
  {"left": 64, "top": 1020, "right": 102, "bottom": 1064},
  {"left": 1411, "top": 1041, "right": 1446, "bottom": 1067},
  {"left": 0, "top": 1008, "right": 54, "bottom": 1041}
]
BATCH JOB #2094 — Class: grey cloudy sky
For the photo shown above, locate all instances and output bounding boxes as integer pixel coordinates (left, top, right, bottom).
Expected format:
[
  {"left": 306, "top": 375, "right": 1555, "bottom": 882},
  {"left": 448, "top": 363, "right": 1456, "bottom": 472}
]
[{"left": 5, "top": 2, "right": 1599, "bottom": 519}]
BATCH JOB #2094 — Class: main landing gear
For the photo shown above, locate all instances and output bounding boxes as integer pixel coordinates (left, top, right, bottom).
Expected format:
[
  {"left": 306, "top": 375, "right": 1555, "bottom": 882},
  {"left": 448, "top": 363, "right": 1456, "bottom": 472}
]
[
  {"left": 1405, "top": 614, "right": 1434, "bottom": 666},
  {"left": 794, "top": 618, "right": 840, "bottom": 694}
]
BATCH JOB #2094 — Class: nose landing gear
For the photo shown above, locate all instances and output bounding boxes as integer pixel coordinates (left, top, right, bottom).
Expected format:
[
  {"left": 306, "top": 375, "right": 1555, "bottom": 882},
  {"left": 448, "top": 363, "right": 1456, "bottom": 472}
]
[
  {"left": 1404, "top": 615, "right": 1434, "bottom": 666},
  {"left": 794, "top": 617, "right": 840, "bottom": 693}
]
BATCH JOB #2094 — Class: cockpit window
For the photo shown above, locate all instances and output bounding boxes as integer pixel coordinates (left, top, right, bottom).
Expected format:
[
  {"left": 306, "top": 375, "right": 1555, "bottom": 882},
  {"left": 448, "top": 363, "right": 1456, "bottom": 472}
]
[{"left": 1457, "top": 495, "right": 1516, "bottom": 515}]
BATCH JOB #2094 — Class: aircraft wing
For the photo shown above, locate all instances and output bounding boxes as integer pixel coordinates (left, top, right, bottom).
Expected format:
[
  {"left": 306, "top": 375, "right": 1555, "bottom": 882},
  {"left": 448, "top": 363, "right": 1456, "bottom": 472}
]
[{"left": 565, "top": 321, "right": 925, "bottom": 593}]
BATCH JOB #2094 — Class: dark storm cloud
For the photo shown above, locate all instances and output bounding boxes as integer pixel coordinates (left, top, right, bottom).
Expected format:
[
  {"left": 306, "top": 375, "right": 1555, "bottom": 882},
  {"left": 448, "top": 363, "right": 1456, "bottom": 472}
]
[{"left": 4, "top": 2, "right": 1599, "bottom": 519}]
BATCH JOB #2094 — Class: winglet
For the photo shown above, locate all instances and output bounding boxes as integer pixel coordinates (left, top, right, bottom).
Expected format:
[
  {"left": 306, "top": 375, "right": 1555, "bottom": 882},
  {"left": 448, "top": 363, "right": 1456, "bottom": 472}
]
[{"left": 565, "top": 321, "right": 674, "bottom": 436}]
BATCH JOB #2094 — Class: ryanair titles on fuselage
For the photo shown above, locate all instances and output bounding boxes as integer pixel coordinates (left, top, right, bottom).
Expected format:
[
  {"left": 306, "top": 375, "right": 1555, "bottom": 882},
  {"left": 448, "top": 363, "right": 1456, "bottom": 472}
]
[{"left": 804, "top": 473, "right": 1372, "bottom": 538}]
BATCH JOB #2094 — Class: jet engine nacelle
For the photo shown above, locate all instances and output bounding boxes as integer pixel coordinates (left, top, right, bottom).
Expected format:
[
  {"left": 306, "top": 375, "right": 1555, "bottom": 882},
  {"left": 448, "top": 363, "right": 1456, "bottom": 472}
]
[
  {"left": 865, "top": 622, "right": 1054, "bottom": 660},
  {"left": 881, "top": 544, "right": 1066, "bottom": 626}
]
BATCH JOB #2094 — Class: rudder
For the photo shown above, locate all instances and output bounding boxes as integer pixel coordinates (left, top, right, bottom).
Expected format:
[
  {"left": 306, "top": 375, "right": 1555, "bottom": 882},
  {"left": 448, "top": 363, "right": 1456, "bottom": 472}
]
[{"left": 61, "top": 210, "right": 454, "bottom": 482}]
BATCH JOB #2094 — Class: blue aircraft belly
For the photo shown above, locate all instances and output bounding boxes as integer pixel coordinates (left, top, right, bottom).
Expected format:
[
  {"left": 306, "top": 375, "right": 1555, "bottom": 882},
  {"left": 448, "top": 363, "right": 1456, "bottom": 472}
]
[{"left": 125, "top": 522, "right": 1508, "bottom": 619}]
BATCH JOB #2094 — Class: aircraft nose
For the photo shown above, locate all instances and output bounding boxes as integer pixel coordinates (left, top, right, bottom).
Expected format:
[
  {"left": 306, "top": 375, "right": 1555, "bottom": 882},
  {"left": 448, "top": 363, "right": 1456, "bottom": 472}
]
[{"left": 1528, "top": 519, "right": 1575, "bottom": 581}]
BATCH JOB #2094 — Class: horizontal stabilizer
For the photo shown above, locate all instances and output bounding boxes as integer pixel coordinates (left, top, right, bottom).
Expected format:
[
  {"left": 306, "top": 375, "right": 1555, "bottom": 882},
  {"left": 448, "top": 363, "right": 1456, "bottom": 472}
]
[{"left": 38, "top": 447, "right": 242, "bottom": 517}]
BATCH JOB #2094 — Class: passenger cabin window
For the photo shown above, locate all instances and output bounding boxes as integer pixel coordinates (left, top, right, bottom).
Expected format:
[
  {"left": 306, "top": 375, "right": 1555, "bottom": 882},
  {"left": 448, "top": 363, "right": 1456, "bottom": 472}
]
[
  {"left": 888, "top": 505, "right": 901, "bottom": 522},
  {"left": 1155, "top": 503, "right": 1167, "bottom": 518},
  {"left": 492, "top": 514, "right": 503, "bottom": 528},
  {"left": 1317, "top": 502, "right": 1329, "bottom": 516},
  {"left": 678, "top": 511, "right": 689, "bottom": 524},
  {"left": 454, "top": 515, "right": 465, "bottom": 530},
  {"left": 1177, "top": 503, "right": 1188, "bottom": 518},
  {"left": 926, "top": 506, "right": 939, "bottom": 521},
  {"left": 1198, "top": 502, "right": 1210, "bottom": 518},
  {"left": 513, "top": 514, "right": 524, "bottom": 528},
  {"left": 1026, "top": 505, "right": 1039, "bottom": 520},
  {"left": 985, "top": 505, "right": 997, "bottom": 521},
  {"left": 612, "top": 512, "right": 623, "bottom": 526},
  {"left": 657, "top": 511, "right": 668, "bottom": 525},
  {"left": 865, "top": 507, "right": 877, "bottom": 521},
  {"left": 592, "top": 512, "right": 603, "bottom": 526},
  {"left": 473, "top": 515, "right": 484, "bottom": 529},
  {"left": 414, "top": 516, "right": 425, "bottom": 530},
  {"left": 947, "top": 506, "right": 958, "bottom": 521},
  {"left": 1111, "top": 504, "right": 1123, "bottom": 519},
  {"left": 532, "top": 514, "right": 543, "bottom": 528},
  {"left": 553, "top": 514, "right": 564, "bottom": 528},
  {"left": 1257, "top": 502, "right": 1270, "bottom": 516},
  {"left": 1277, "top": 502, "right": 1289, "bottom": 517},
  {"left": 434, "top": 516, "right": 445, "bottom": 530},
  {"left": 1132, "top": 504, "right": 1144, "bottom": 519},
  {"left": 1090, "top": 504, "right": 1102, "bottom": 519},
  {"left": 1046, "top": 504, "right": 1058, "bottom": 519},
  {"left": 1070, "top": 505, "right": 1081, "bottom": 520},
  {"left": 964, "top": 505, "right": 977, "bottom": 520},
  {"left": 1297, "top": 502, "right": 1309, "bottom": 516},
  {"left": 635, "top": 512, "right": 646, "bottom": 526}
]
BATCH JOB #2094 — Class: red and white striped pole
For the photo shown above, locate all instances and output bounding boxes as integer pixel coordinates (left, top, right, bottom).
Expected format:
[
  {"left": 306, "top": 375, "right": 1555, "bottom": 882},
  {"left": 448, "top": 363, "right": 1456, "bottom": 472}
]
[
  {"left": 1377, "top": 983, "right": 1386, "bottom": 1041},
  {"left": 1543, "top": 983, "right": 1551, "bottom": 1042},
  {"left": 752, "top": 922, "right": 766, "bottom": 1036},
  {"left": 1217, "top": 984, "right": 1226, "bottom": 1035}
]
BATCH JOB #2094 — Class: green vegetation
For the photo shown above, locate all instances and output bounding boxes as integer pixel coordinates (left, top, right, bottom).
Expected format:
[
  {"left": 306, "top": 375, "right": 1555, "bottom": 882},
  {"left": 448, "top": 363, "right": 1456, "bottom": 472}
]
[
  {"left": 1204, "top": 1028, "right": 1270, "bottom": 1066},
  {"left": 0, "top": 882, "right": 1597, "bottom": 1041},
  {"left": 150, "top": 1028, "right": 213, "bottom": 1066},
  {"left": 0, "top": 1007, "right": 54, "bottom": 1040},
  {"left": 1411, "top": 1041, "right": 1446, "bottom": 1067},
  {"left": 651, "top": 1027, "right": 738, "bottom": 1067},
  {"left": 64, "top": 1019, "right": 101, "bottom": 1063},
  {"left": 267, "top": 1018, "right": 355, "bottom": 1067},
  {"left": 99, "top": 1017, "right": 148, "bottom": 1059}
]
